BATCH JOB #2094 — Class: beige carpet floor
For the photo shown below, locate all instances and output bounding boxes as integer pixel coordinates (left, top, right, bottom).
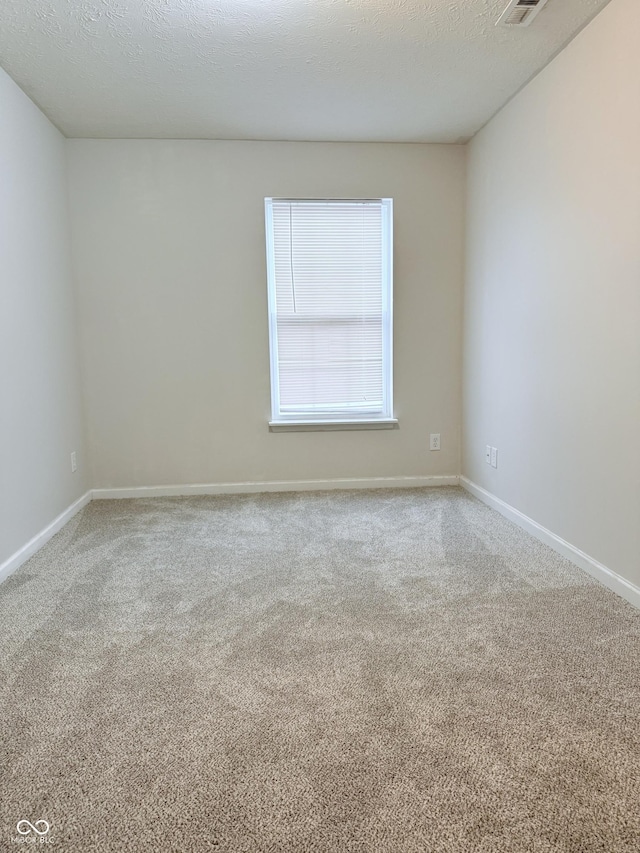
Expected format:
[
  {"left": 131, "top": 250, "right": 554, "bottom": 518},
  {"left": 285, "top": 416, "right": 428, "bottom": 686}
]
[{"left": 0, "top": 486, "right": 639, "bottom": 852}]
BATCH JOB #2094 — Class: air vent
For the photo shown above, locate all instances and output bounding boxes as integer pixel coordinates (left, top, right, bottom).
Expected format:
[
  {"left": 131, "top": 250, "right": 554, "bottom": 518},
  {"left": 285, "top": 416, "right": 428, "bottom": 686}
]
[{"left": 496, "top": 0, "right": 550, "bottom": 27}]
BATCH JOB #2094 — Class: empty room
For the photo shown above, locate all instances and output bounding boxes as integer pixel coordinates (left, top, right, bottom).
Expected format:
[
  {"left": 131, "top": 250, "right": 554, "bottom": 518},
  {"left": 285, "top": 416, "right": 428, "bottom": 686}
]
[{"left": 1, "top": 0, "right": 638, "bottom": 849}]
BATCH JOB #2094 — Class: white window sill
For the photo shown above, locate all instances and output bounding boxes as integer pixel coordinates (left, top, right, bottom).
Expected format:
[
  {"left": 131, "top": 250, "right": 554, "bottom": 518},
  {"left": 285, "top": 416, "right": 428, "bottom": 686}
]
[{"left": 269, "top": 419, "right": 399, "bottom": 433}]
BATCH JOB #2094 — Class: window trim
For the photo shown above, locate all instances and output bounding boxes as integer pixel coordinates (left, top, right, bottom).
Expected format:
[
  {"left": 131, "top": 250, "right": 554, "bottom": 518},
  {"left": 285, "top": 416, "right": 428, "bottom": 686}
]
[
  {"left": 269, "top": 418, "right": 399, "bottom": 433},
  {"left": 265, "top": 197, "right": 394, "bottom": 430}
]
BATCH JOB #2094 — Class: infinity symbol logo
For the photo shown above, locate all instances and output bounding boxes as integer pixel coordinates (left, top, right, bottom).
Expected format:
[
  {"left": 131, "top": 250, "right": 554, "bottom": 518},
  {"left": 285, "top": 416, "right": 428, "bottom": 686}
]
[{"left": 16, "top": 820, "right": 50, "bottom": 836}]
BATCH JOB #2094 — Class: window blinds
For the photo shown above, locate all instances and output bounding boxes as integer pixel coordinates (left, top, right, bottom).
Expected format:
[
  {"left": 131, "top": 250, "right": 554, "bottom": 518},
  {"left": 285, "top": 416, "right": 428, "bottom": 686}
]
[{"left": 265, "top": 199, "right": 393, "bottom": 423}]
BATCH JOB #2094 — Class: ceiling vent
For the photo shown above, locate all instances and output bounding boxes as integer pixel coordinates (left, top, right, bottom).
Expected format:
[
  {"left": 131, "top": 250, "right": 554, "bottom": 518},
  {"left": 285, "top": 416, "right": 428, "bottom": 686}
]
[{"left": 496, "top": 0, "right": 550, "bottom": 27}]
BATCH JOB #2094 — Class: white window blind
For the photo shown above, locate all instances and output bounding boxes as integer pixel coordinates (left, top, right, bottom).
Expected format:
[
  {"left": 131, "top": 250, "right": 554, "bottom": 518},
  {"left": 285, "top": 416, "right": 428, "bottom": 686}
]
[{"left": 265, "top": 199, "right": 393, "bottom": 426}]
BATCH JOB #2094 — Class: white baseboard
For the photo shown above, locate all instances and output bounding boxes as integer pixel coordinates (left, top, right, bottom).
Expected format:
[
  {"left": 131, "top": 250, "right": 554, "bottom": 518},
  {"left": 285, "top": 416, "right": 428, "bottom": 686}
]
[
  {"left": 0, "top": 491, "right": 92, "bottom": 585},
  {"left": 92, "top": 475, "right": 459, "bottom": 500},
  {"left": 5, "top": 478, "right": 637, "bottom": 612},
  {"left": 460, "top": 476, "right": 640, "bottom": 610},
  {"left": 0, "top": 477, "right": 457, "bottom": 586}
]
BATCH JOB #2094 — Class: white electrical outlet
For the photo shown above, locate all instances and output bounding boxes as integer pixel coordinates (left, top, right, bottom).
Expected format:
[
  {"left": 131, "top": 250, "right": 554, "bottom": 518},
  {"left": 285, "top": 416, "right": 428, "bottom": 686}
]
[
  {"left": 490, "top": 447, "right": 498, "bottom": 468},
  {"left": 485, "top": 445, "right": 491, "bottom": 464},
  {"left": 430, "top": 433, "right": 441, "bottom": 451},
  {"left": 70, "top": 451, "right": 77, "bottom": 473}
]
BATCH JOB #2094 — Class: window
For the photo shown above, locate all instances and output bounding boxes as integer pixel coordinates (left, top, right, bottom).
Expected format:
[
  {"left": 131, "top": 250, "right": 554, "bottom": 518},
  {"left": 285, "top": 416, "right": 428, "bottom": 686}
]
[{"left": 265, "top": 198, "right": 395, "bottom": 430}]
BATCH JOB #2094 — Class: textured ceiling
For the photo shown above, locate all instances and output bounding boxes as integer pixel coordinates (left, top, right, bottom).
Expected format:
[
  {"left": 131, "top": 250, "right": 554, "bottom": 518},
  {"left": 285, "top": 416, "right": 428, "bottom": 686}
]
[{"left": 0, "top": 0, "right": 611, "bottom": 142}]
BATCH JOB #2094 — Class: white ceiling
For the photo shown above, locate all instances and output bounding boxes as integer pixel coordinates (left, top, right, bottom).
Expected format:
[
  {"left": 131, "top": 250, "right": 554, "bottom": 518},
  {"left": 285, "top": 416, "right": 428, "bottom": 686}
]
[{"left": 0, "top": 0, "right": 610, "bottom": 142}]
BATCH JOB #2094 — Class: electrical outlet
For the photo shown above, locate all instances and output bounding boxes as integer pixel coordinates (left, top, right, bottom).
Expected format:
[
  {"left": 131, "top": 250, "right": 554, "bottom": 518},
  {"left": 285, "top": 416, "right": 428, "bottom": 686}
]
[
  {"left": 70, "top": 451, "right": 77, "bottom": 473},
  {"left": 485, "top": 445, "right": 491, "bottom": 464},
  {"left": 430, "top": 433, "right": 441, "bottom": 451},
  {"left": 490, "top": 447, "right": 498, "bottom": 468}
]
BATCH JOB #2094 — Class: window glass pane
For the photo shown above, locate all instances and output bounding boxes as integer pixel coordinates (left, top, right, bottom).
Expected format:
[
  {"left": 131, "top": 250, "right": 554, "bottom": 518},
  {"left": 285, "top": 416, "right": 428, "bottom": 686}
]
[{"left": 266, "top": 199, "right": 392, "bottom": 422}]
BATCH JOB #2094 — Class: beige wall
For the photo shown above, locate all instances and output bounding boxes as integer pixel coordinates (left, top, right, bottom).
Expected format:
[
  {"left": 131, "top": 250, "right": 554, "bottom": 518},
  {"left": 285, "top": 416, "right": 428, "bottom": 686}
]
[
  {"left": 67, "top": 141, "right": 465, "bottom": 488},
  {"left": 0, "top": 67, "right": 87, "bottom": 568},
  {"left": 463, "top": 0, "right": 640, "bottom": 586}
]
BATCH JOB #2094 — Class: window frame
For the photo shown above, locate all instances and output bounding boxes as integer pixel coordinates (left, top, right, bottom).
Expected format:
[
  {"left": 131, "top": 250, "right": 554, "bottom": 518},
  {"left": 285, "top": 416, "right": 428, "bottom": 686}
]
[{"left": 264, "top": 197, "right": 396, "bottom": 431}]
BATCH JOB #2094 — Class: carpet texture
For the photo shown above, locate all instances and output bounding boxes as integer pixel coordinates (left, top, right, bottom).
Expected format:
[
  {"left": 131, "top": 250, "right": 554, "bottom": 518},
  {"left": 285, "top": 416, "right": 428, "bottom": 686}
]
[{"left": 1, "top": 487, "right": 639, "bottom": 852}]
